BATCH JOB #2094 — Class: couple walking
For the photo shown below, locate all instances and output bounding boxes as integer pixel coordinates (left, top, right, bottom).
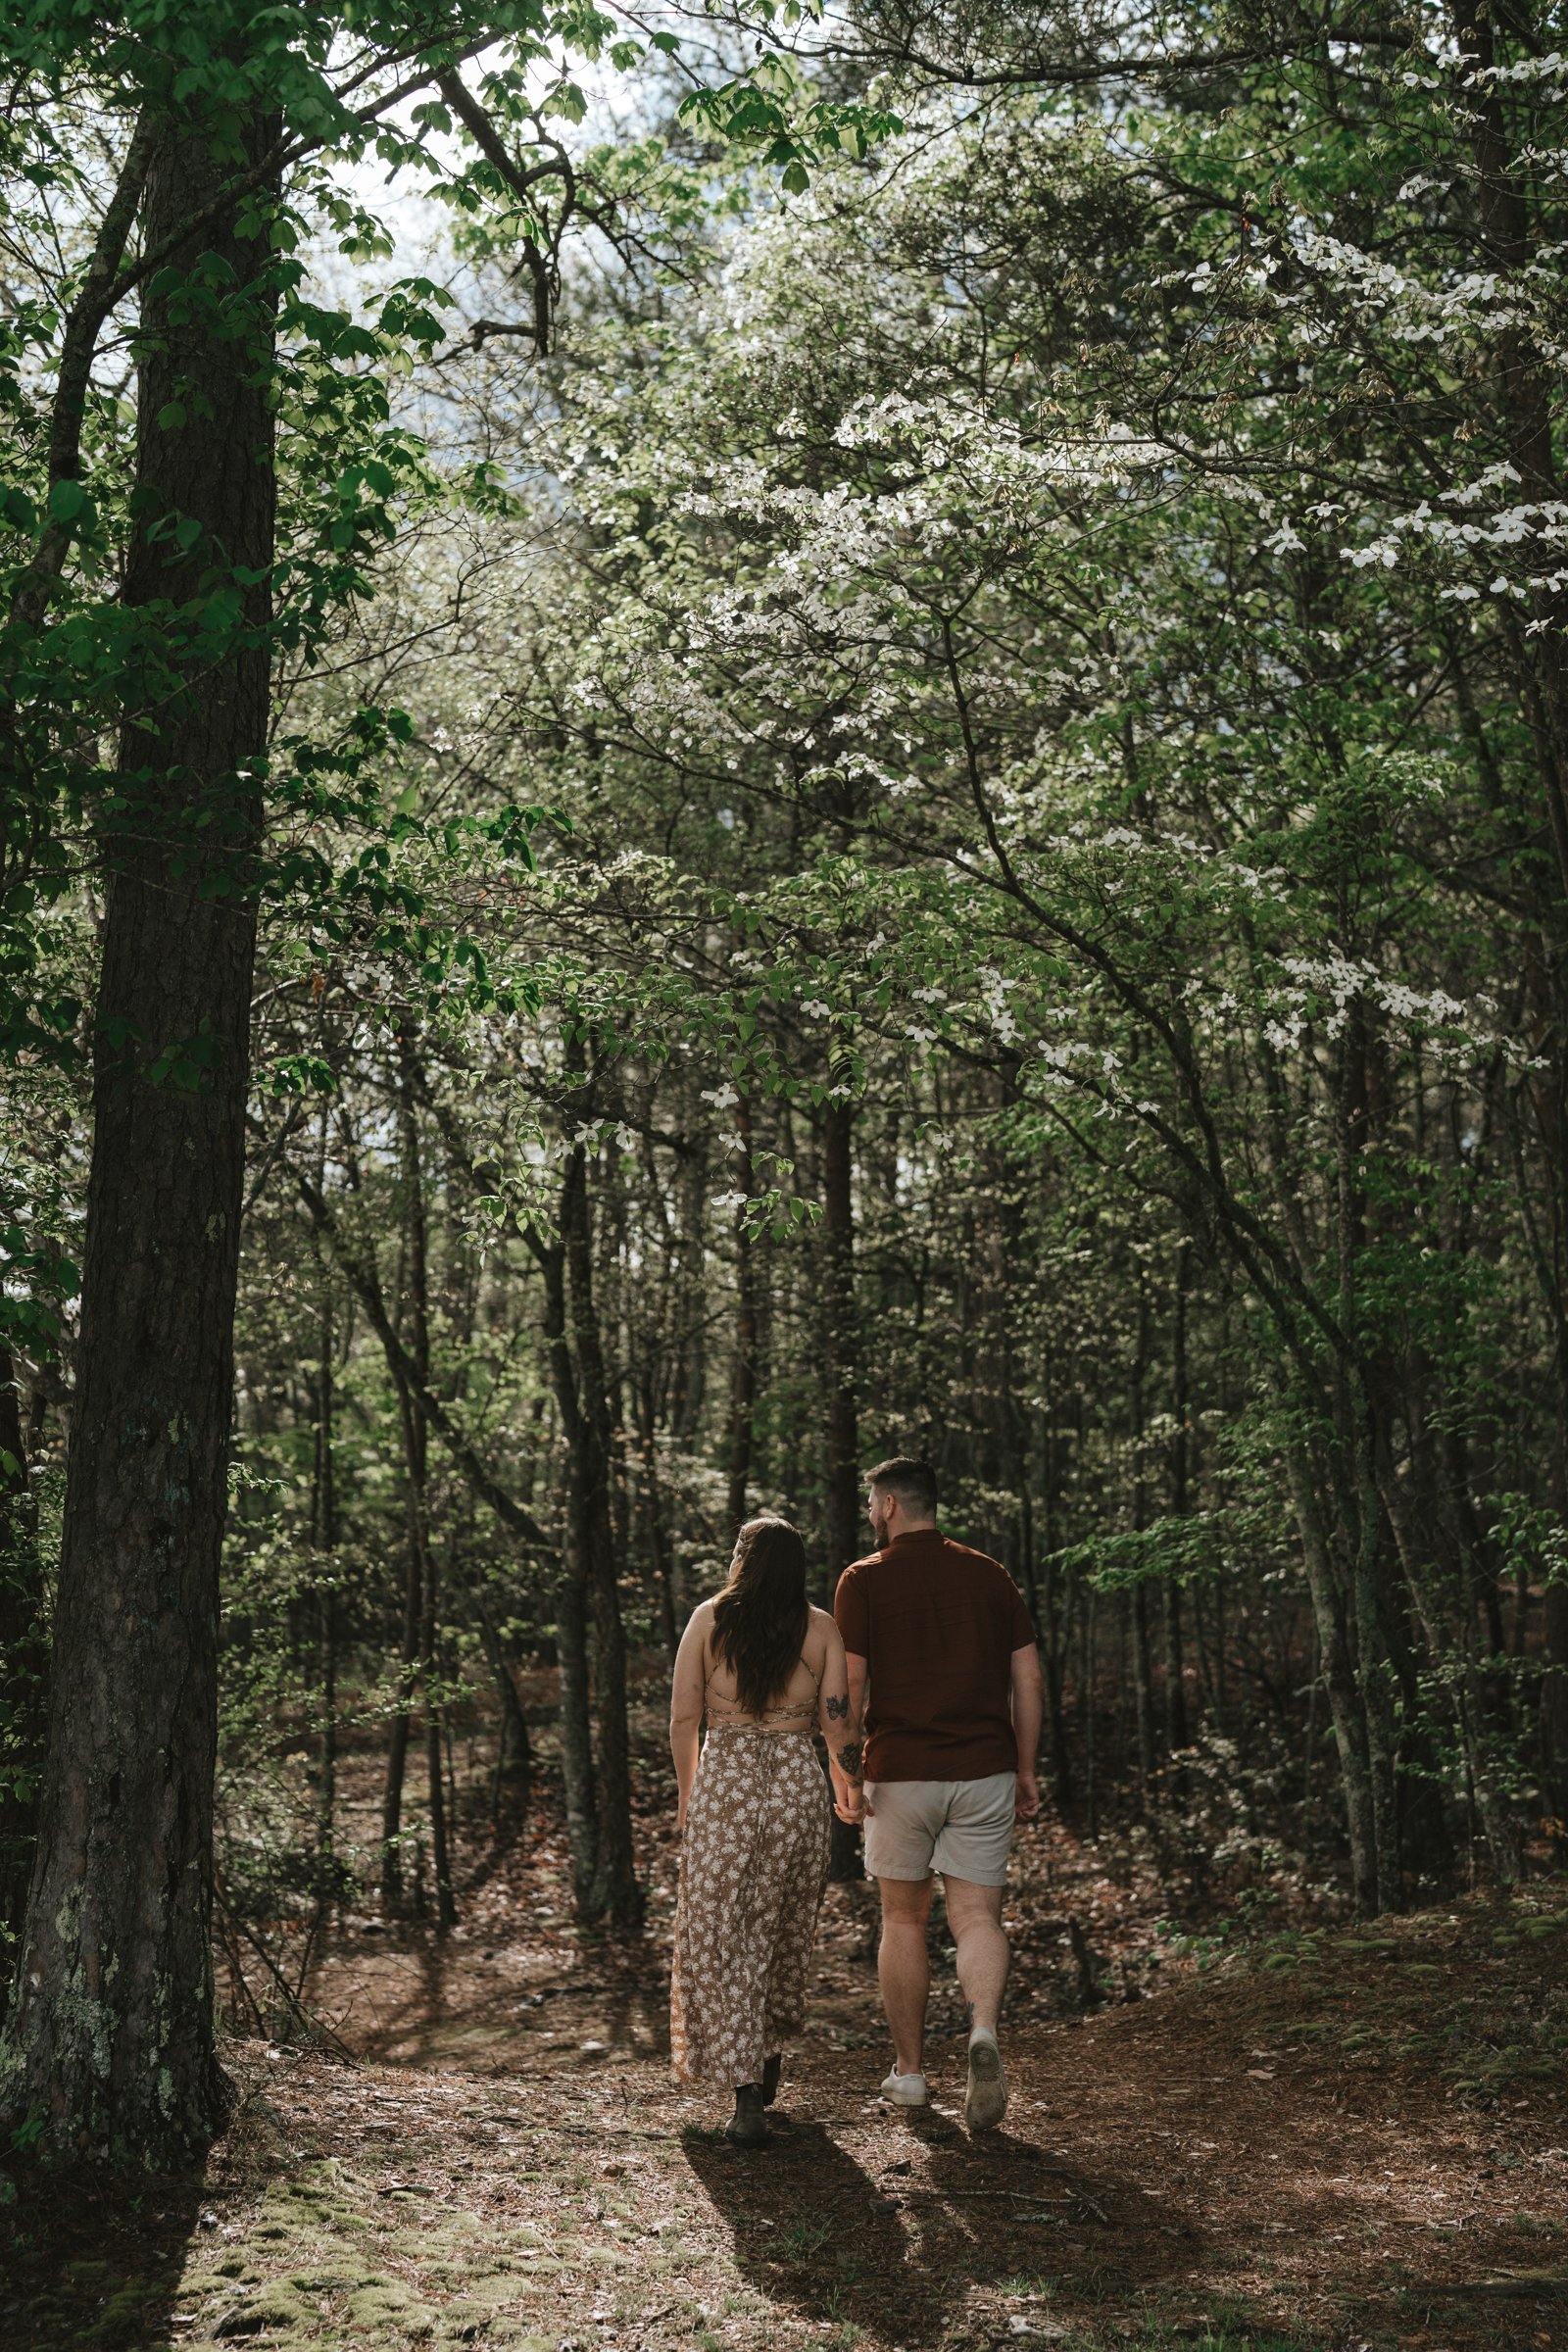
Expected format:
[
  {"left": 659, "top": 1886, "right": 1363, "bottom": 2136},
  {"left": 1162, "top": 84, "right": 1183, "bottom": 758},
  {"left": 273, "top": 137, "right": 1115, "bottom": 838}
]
[{"left": 669, "top": 1456, "right": 1044, "bottom": 2147}]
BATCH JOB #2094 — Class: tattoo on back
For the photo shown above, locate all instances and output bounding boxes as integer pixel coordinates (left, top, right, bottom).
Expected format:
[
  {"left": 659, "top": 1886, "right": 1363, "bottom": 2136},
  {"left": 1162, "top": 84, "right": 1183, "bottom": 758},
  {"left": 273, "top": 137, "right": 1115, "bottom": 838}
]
[{"left": 825, "top": 1693, "right": 849, "bottom": 1721}]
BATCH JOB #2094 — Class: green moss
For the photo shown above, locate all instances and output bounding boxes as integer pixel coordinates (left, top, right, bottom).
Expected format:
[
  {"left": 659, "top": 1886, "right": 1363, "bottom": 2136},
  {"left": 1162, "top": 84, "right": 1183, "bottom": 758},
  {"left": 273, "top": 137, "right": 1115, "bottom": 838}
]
[
  {"left": 78, "top": 2279, "right": 157, "bottom": 2349},
  {"left": 283, "top": 2262, "right": 364, "bottom": 2291},
  {"left": 346, "top": 2278, "right": 438, "bottom": 2336},
  {"left": 181, "top": 2264, "right": 258, "bottom": 2293},
  {"left": 208, "top": 2278, "right": 315, "bottom": 2337}
]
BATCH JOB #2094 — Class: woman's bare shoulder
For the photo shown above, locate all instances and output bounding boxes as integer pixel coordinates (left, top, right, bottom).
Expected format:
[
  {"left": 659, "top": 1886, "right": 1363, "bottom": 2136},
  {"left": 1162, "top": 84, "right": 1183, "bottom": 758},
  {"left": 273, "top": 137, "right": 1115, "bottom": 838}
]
[{"left": 807, "top": 1603, "right": 843, "bottom": 1648}]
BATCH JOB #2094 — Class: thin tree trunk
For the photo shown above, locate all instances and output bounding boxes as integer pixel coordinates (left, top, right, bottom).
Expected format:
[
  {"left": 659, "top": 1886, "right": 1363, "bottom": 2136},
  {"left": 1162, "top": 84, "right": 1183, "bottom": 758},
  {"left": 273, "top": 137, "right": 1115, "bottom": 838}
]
[
  {"left": 0, "top": 1350, "right": 46, "bottom": 2004},
  {"left": 1543, "top": 1373, "right": 1568, "bottom": 1830},
  {"left": 423, "top": 1552, "right": 457, "bottom": 1932},
  {"left": 380, "top": 1514, "right": 422, "bottom": 1910},
  {"left": 381, "top": 1057, "right": 432, "bottom": 1915},
  {"left": 475, "top": 1603, "right": 532, "bottom": 1813},
  {"left": 1164, "top": 1242, "right": 1192, "bottom": 1753},
  {"left": 725, "top": 1091, "right": 759, "bottom": 1530},
  {"left": 561, "top": 1137, "right": 641, "bottom": 1926},
  {"left": 1283, "top": 1434, "right": 1378, "bottom": 1917},
  {"left": 820, "top": 1099, "right": 864, "bottom": 1883},
  {"left": 1040, "top": 1533, "right": 1072, "bottom": 1801},
  {"left": 1130, "top": 1283, "right": 1157, "bottom": 1786},
  {"left": 2, "top": 104, "right": 279, "bottom": 2162},
  {"left": 312, "top": 1267, "right": 338, "bottom": 1913},
  {"left": 531, "top": 1228, "right": 600, "bottom": 1914}
]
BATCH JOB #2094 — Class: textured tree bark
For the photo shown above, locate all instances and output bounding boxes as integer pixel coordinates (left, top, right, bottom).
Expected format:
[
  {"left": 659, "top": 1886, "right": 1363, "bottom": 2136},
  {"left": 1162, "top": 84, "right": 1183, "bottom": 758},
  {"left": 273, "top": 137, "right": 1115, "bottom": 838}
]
[
  {"left": 1163, "top": 1243, "right": 1192, "bottom": 1755},
  {"left": 1447, "top": 0, "right": 1568, "bottom": 1839},
  {"left": 561, "top": 1142, "right": 641, "bottom": 1926},
  {"left": 1129, "top": 1282, "right": 1157, "bottom": 1785},
  {"left": 378, "top": 1529, "right": 421, "bottom": 1910},
  {"left": 0, "top": 1350, "right": 46, "bottom": 2004},
  {"left": 819, "top": 1098, "right": 864, "bottom": 1883},
  {"left": 393, "top": 1055, "right": 456, "bottom": 1930},
  {"left": 1, "top": 108, "right": 277, "bottom": 2160},
  {"left": 310, "top": 1268, "right": 338, "bottom": 1908},
  {"left": 670, "top": 1115, "right": 709, "bottom": 1449},
  {"left": 724, "top": 1091, "right": 759, "bottom": 1531},
  {"left": 1282, "top": 1434, "right": 1378, "bottom": 1917},
  {"left": 474, "top": 1599, "right": 533, "bottom": 1814}
]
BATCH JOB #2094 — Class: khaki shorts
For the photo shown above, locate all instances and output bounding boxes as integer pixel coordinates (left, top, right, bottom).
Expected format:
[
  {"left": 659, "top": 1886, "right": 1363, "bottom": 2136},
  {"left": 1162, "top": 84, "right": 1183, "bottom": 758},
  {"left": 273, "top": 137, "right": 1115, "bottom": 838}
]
[{"left": 863, "top": 1771, "right": 1016, "bottom": 1886}]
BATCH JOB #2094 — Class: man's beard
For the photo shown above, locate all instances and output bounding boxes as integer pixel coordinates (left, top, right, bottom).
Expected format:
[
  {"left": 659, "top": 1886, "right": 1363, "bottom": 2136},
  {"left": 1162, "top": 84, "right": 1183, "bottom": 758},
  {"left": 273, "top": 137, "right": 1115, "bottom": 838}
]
[{"left": 870, "top": 1504, "right": 890, "bottom": 1547}]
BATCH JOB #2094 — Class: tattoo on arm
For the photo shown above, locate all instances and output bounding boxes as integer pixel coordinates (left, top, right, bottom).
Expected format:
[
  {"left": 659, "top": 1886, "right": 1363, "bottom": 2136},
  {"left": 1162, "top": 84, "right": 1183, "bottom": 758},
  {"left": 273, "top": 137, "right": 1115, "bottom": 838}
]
[
  {"left": 825, "top": 1693, "right": 849, "bottom": 1721},
  {"left": 836, "top": 1741, "right": 863, "bottom": 1781}
]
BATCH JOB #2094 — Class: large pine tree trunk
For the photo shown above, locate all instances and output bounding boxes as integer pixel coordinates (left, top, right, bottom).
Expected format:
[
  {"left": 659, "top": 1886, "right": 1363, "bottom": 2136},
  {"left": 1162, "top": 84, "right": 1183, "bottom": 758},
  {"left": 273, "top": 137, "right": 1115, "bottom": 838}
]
[{"left": 1, "top": 110, "right": 277, "bottom": 2161}]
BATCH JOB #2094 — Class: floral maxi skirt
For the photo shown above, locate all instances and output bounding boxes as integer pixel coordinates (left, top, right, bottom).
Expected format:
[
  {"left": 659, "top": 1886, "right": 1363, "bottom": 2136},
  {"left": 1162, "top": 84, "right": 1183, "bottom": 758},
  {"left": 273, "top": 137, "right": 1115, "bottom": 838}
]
[{"left": 670, "top": 1728, "right": 831, "bottom": 2087}]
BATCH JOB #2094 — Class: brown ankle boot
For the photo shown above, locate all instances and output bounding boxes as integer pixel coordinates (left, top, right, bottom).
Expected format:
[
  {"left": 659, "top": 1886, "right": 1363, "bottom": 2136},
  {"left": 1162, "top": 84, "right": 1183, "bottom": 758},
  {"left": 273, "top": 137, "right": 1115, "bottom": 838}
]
[
  {"left": 724, "top": 2083, "right": 767, "bottom": 2147},
  {"left": 761, "top": 2053, "right": 782, "bottom": 2108}
]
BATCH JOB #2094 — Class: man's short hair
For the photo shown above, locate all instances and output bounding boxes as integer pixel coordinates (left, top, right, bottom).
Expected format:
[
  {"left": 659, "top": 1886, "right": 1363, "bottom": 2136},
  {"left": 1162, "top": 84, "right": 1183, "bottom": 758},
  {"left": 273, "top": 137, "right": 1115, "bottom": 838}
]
[{"left": 866, "top": 1456, "right": 938, "bottom": 1521}]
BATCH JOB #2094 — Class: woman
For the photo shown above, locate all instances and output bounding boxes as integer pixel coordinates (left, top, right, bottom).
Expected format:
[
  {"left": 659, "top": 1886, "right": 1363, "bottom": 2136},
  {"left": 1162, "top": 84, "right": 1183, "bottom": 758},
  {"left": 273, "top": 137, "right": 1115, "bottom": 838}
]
[{"left": 669, "top": 1515, "right": 859, "bottom": 2146}]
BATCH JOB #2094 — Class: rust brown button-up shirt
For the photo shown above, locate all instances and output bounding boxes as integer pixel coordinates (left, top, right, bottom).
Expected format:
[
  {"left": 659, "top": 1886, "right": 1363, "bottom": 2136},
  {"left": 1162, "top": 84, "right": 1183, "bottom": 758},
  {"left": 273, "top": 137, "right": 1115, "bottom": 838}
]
[{"left": 834, "top": 1527, "right": 1035, "bottom": 1783}]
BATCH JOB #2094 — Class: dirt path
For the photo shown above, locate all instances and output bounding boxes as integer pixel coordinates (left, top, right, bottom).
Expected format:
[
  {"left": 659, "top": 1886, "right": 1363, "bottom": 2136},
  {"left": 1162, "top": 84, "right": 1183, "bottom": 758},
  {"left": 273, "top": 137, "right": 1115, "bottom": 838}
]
[{"left": 6, "top": 1884, "right": 1567, "bottom": 2351}]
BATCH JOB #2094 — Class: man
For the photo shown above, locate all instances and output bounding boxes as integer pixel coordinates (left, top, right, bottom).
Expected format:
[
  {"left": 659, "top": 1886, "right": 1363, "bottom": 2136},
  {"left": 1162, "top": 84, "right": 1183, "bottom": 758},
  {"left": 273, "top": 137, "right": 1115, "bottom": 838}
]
[{"left": 830, "top": 1457, "right": 1044, "bottom": 2132}]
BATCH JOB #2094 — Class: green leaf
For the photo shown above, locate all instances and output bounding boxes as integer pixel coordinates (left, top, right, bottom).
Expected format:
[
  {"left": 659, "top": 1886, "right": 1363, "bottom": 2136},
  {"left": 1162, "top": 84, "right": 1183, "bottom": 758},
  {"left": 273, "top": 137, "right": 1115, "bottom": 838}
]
[{"left": 46, "top": 478, "right": 85, "bottom": 524}]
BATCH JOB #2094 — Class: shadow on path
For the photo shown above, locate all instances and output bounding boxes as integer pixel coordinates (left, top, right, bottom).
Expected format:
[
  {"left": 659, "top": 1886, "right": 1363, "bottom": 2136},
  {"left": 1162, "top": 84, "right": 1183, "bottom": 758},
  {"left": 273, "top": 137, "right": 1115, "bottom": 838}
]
[
  {"left": 3, "top": 2160, "right": 208, "bottom": 2351},
  {"left": 902, "top": 2104, "right": 1197, "bottom": 2301},
  {"left": 682, "top": 2118, "right": 943, "bottom": 2344},
  {"left": 681, "top": 2096, "right": 1194, "bottom": 2347}
]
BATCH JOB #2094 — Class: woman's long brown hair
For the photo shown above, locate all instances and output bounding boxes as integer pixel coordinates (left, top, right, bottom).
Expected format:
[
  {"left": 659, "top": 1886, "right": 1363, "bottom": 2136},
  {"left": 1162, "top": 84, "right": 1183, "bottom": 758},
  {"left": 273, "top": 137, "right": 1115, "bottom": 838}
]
[{"left": 710, "top": 1517, "right": 809, "bottom": 1715}]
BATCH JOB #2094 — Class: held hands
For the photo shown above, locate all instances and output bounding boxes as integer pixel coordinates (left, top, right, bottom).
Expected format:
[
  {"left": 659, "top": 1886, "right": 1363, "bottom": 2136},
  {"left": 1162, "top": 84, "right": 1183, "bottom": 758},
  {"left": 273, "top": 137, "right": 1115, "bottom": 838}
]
[
  {"left": 1014, "top": 1769, "right": 1040, "bottom": 1822},
  {"left": 833, "top": 1787, "right": 870, "bottom": 1828}
]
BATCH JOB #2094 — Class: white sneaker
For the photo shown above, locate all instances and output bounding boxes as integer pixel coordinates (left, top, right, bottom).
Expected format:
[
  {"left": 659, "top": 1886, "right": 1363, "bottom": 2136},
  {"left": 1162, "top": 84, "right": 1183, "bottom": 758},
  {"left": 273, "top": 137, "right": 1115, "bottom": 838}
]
[
  {"left": 880, "top": 2069, "right": 928, "bottom": 2107},
  {"left": 964, "top": 2031, "right": 1006, "bottom": 2132}
]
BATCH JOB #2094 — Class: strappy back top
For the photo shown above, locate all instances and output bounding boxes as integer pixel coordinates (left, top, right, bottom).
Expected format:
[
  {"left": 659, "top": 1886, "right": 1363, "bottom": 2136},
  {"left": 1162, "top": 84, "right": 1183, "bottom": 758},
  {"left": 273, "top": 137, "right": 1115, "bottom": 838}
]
[{"left": 704, "top": 1647, "right": 821, "bottom": 1738}]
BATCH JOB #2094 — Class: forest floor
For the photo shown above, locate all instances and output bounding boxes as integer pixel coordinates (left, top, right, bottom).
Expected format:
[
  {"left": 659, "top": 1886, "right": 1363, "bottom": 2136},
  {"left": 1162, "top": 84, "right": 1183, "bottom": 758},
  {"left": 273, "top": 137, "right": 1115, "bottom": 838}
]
[{"left": 5, "top": 1716, "right": 1568, "bottom": 2352}]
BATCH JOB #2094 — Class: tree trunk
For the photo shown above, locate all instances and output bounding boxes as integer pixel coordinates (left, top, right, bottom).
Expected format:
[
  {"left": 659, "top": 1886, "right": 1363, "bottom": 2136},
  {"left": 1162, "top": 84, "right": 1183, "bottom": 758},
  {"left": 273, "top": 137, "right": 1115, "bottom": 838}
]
[
  {"left": 1543, "top": 1368, "right": 1568, "bottom": 1830},
  {"left": 1282, "top": 1434, "right": 1379, "bottom": 1916},
  {"left": 725, "top": 1091, "right": 759, "bottom": 1531},
  {"left": 475, "top": 1603, "right": 533, "bottom": 1814},
  {"left": 531, "top": 1228, "right": 600, "bottom": 1914},
  {"left": 0, "top": 1350, "right": 46, "bottom": 2007},
  {"left": 379, "top": 1525, "right": 421, "bottom": 1910},
  {"left": 1164, "top": 1242, "right": 1192, "bottom": 1754},
  {"left": 1130, "top": 1281, "right": 1157, "bottom": 1786},
  {"left": 1, "top": 106, "right": 278, "bottom": 2161},
  {"left": 311, "top": 1268, "right": 338, "bottom": 1910},
  {"left": 819, "top": 1099, "right": 864, "bottom": 1882},
  {"left": 423, "top": 1553, "right": 457, "bottom": 1933},
  {"left": 561, "top": 1139, "right": 641, "bottom": 1926}
]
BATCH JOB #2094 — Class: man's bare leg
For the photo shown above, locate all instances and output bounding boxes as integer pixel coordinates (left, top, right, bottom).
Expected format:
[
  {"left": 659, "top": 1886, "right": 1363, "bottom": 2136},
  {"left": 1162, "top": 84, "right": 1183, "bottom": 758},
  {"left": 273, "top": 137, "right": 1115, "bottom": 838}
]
[
  {"left": 877, "top": 1874, "right": 935, "bottom": 2079},
  {"left": 942, "top": 1876, "right": 1008, "bottom": 2034},
  {"left": 943, "top": 1876, "right": 1009, "bottom": 2129}
]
